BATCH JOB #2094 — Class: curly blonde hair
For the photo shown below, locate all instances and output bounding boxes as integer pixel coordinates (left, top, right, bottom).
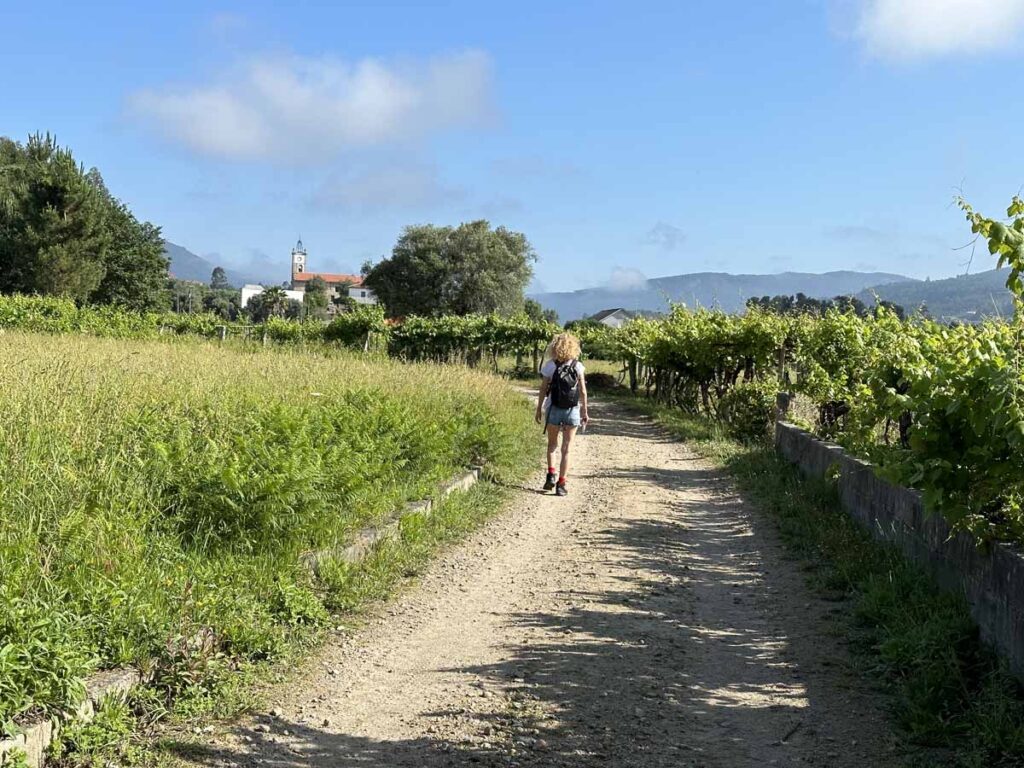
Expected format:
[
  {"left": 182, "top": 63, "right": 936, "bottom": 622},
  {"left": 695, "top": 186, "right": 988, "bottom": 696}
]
[{"left": 548, "top": 332, "right": 581, "bottom": 363}]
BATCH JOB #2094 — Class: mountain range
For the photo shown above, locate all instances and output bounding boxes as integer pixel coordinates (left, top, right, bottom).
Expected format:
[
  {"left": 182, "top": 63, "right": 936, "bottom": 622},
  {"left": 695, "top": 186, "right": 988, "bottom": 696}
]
[
  {"left": 531, "top": 270, "right": 911, "bottom": 320},
  {"left": 164, "top": 242, "right": 265, "bottom": 287},
  {"left": 863, "top": 268, "right": 1013, "bottom": 321}
]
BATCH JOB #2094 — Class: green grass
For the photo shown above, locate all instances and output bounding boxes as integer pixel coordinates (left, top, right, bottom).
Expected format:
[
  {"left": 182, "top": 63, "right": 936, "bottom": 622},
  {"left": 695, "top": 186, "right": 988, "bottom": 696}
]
[
  {"left": 612, "top": 391, "right": 1024, "bottom": 767},
  {"left": 0, "top": 331, "right": 534, "bottom": 741}
]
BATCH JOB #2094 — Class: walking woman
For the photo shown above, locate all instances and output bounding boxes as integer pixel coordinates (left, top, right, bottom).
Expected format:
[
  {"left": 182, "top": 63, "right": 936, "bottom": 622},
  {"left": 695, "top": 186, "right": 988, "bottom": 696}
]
[{"left": 535, "top": 332, "right": 589, "bottom": 496}]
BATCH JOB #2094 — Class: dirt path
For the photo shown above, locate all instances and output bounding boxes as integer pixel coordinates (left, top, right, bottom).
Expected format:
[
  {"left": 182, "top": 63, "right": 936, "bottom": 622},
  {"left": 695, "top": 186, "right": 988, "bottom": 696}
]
[{"left": 181, "top": 397, "right": 903, "bottom": 767}]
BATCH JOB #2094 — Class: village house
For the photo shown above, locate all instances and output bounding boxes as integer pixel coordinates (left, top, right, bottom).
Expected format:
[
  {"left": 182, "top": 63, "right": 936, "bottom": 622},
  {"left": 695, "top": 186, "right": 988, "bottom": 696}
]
[
  {"left": 240, "top": 239, "right": 377, "bottom": 312},
  {"left": 589, "top": 308, "right": 632, "bottom": 328}
]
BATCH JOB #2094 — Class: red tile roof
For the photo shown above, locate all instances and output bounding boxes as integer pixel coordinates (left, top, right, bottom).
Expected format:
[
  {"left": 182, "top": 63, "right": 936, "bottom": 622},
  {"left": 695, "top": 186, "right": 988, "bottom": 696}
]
[{"left": 293, "top": 272, "right": 363, "bottom": 286}]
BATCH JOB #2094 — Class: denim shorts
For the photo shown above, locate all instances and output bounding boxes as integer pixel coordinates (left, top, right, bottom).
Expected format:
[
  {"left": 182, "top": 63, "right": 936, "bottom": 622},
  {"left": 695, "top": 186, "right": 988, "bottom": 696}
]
[{"left": 547, "top": 404, "right": 581, "bottom": 427}]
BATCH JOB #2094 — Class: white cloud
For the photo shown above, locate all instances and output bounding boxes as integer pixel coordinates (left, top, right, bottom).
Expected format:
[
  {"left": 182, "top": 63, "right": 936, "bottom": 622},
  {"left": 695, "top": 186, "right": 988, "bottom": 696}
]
[
  {"left": 128, "top": 50, "right": 494, "bottom": 162},
  {"left": 853, "top": 0, "right": 1024, "bottom": 58},
  {"left": 311, "top": 162, "right": 465, "bottom": 212},
  {"left": 608, "top": 267, "right": 649, "bottom": 290},
  {"left": 645, "top": 222, "right": 686, "bottom": 251}
]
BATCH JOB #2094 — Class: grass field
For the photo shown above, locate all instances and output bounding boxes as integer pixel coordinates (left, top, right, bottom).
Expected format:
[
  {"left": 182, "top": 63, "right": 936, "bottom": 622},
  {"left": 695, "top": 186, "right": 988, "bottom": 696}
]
[{"left": 0, "top": 332, "right": 534, "bottom": 740}]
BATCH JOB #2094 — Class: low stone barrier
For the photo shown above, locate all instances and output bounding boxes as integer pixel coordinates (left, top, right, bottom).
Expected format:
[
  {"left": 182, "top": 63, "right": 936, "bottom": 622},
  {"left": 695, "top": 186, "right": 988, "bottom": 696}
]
[
  {"left": 302, "top": 466, "right": 482, "bottom": 574},
  {"left": 775, "top": 421, "right": 1024, "bottom": 682},
  {"left": 0, "top": 669, "right": 142, "bottom": 768}
]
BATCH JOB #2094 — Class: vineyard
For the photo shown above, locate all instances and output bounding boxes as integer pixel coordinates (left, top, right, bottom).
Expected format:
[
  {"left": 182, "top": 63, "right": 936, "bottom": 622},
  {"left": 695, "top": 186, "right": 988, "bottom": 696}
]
[
  {"left": 0, "top": 294, "right": 560, "bottom": 368},
  {"left": 596, "top": 305, "right": 1024, "bottom": 547},
  {"left": 7, "top": 282, "right": 1024, "bottom": 550}
]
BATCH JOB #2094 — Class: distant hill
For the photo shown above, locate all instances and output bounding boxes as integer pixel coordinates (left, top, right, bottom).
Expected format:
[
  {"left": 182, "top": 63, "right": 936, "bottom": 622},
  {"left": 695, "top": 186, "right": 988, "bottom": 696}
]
[
  {"left": 164, "top": 242, "right": 261, "bottom": 288},
  {"left": 532, "top": 270, "right": 912, "bottom": 321},
  {"left": 861, "top": 268, "right": 1014, "bottom": 322}
]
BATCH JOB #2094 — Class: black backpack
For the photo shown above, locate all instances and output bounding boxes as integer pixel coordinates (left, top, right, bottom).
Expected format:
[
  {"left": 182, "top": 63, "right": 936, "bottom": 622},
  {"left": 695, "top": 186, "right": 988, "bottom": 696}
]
[{"left": 551, "top": 360, "right": 580, "bottom": 408}]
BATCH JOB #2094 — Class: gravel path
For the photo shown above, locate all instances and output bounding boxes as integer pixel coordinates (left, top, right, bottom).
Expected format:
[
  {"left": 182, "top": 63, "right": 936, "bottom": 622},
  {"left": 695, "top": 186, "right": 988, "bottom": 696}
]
[{"left": 181, "top": 397, "right": 903, "bottom": 767}]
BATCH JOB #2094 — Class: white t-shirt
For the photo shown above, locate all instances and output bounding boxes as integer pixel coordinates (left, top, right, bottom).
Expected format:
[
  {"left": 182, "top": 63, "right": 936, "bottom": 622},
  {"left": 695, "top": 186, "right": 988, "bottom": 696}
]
[{"left": 540, "top": 359, "right": 585, "bottom": 409}]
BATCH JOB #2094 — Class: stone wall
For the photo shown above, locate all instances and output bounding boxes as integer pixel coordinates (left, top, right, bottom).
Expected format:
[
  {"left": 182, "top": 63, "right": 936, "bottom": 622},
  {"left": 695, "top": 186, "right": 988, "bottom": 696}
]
[{"left": 775, "top": 421, "right": 1024, "bottom": 682}]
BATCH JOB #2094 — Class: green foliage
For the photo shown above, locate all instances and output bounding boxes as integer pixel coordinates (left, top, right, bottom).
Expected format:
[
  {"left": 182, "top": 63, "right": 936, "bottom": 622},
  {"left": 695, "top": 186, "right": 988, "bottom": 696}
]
[
  {"left": 209, "top": 266, "right": 230, "bottom": 291},
  {"left": 388, "top": 312, "right": 558, "bottom": 365},
  {"left": 523, "top": 297, "right": 558, "bottom": 325},
  {"left": 363, "top": 221, "right": 536, "bottom": 317},
  {"left": 1, "top": 749, "right": 30, "bottom": 768},
  {"left": 596, "top": 298, "right": 1024, "bottom": 548},
  {"left": 0, "top": 331, "right": 534, "bottom": 735},
  {"left": 0, "top": 134, "right": 167, "bottom": 309},
  {"left": 302, "top": 275, "right": 329, "bottom": 320},
  {"left": 718, "top": 378, "right": 776, "bottom": 441},
  {"left": 48, "top": 697, "right": 144, "bottom": 767},
  {"left": 246, "top": 286, "right": 288, "bottom": 322},
  {"left": 958, "top": 195, "right": 1024, "bottom": 299},
  {"left": 0, "top": 587, "right": 94, "bottom": 734},
  {"left": 564, "top": 319, "right": 618, "bottom": 360}
]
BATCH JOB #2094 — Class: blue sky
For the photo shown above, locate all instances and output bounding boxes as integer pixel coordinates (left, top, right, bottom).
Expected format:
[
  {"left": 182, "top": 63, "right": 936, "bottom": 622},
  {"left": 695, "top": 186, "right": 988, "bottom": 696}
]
[{"left": 3, "top": 0, "right": 1024, "bottom": 289}]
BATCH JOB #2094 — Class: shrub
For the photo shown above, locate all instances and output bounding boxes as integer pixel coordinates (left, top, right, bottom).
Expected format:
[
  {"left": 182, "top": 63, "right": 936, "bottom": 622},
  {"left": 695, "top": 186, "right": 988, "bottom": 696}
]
[{"left": 718, "top": 379, "right": 776, "bottom": 442}]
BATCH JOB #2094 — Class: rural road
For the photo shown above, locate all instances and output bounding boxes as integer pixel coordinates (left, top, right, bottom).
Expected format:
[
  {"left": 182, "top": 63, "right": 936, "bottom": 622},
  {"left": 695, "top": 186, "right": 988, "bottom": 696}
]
[{"left": 181, "top": 396, "right": 902, "bottom": 767}]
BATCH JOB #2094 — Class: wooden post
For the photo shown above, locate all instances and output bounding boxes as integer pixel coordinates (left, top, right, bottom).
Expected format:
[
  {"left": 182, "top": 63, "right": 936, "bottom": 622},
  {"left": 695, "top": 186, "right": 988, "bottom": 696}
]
[{"left": 218, "top": 325, "right": 227, "bottom": 342}]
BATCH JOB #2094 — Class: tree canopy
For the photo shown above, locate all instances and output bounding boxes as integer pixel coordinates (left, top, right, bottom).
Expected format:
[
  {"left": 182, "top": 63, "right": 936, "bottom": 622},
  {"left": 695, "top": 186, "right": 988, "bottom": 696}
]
[
  {"left": 0, "top": 134, "right": 168, "bottom": 310},
  {"left": 210, "top": 267, "right": 231, "bottom": 290},
  {"left": 363, "top": 221, "right": 536, "bottom": 317},
  {"left": 303, "top": 275, "right": 330, "bottom": 320}
]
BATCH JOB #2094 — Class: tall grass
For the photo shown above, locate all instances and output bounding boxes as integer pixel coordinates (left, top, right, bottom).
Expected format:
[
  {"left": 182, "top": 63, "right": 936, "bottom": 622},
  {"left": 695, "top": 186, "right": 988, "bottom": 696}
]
[{"left": 0, "top": 331, "right": 534, "bottom": 734}]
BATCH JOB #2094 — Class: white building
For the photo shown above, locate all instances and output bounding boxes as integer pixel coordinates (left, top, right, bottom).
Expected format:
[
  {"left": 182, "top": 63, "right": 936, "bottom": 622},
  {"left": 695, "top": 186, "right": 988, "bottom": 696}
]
[
  {"left": 240, "top": 284, "right": 305, "bottom": 309},
  {"left": 589, "top": 308, "right": 632, "bottom": 328},
  {"left": 239, "top": 239, "right": 377, "bottom": 312}
]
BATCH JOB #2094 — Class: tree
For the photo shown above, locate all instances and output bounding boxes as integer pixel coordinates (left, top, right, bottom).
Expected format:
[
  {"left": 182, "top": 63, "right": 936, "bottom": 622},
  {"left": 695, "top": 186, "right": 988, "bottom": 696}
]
[
  {"left": 0, "top": 134, "right": 110, "bottom": 300},
  {"left": 363, "top": 221, "right": 536, "bottom": 317},
  {"left": 303, "top": 275, "right": 329, "bottom": 320},
  {"left": 210, "top": 266, "right": 231, "bottom": 290},
  {"left": 524, "top": 298, "right": 559, "bottom": 326},
  {"left": 202, "top": 289, "right": 240, "bottom": 320},
  {"left": 89, "top": 179, "right": 168, "bottom": 311},
  {"left": 0, "top": 134, "right": 168, "bottom": 309},
  {"left": 247, "top": 286, "right": 288, "bottom": 322}
]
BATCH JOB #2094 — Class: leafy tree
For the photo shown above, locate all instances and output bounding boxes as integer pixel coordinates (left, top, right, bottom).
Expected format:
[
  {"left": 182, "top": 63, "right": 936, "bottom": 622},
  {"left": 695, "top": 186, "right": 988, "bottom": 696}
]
[
  {"left": 0, "top": 134, "right": 168, "bottom": 309},
  {"left": 210, "top": 266, "right": 231, "bottom": 290},
  {"left": 202, "top": 289, "right": 240, "bottom": 320},
  {"left": 303, "top": 275, "right": 329, "bottom": 320},
  {"left": 525, "top": 297, "right": 560, "bottom": 325},
  {"left": 246, "top": 286, "right": 288, "bottom": 322},
  {"left": 89, "top": 176, "right": 168, "bottom": 311},
  {"left": 363, "top": 221, "right": 536, "bottom": 317}
]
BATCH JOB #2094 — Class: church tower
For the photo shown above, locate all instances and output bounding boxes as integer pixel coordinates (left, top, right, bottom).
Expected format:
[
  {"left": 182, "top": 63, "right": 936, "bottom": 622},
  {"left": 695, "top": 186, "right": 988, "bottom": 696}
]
[{"left": 291, "top": 237, "right": 307, "bottom": 284}]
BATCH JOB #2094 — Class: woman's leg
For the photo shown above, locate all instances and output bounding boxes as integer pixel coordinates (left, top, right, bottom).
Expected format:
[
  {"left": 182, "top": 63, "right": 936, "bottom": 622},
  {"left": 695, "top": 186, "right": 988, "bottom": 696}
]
[
  {"left": 546, "top": 424, "right": 560, "bottom": 472},
  {"left": 558, "top": 426, "right": 577, "bottom": 480}
]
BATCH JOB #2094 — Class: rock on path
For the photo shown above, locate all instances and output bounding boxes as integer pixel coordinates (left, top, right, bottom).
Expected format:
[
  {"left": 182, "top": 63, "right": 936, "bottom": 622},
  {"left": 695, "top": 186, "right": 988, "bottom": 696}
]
[{"left": 179, "top": 397, "right": 900, "bottom": 767}]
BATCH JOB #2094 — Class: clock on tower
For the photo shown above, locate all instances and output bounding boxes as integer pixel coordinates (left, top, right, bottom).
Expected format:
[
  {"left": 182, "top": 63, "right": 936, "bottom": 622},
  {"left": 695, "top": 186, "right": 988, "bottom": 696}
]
[{"left": 291, "top": 238, "right": 307, "bottom": 283}]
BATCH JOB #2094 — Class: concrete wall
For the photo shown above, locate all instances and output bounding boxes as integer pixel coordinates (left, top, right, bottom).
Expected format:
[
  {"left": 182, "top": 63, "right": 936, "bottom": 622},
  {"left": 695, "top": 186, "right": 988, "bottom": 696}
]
[{"left": 775, "top": 421, "right": 1024, "bottom": 682}]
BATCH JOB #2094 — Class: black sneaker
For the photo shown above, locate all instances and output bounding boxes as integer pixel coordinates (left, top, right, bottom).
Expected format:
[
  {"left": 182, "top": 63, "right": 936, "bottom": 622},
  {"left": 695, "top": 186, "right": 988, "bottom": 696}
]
[
  {"left": 555, "top": 482, "right": 568, "bottom": 497},
  {"left": 543, "top": 472, "right": 556, "bottom": 491}
]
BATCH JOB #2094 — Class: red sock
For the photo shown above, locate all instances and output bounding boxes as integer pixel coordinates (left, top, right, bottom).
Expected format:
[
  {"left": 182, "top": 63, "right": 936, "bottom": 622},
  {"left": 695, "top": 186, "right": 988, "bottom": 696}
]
[
  {"left": 558, "top": 476, "right": 566, "bottom": 485},
  {"left": 548, "top": 466, "right": 555, "bottom": 474}
]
